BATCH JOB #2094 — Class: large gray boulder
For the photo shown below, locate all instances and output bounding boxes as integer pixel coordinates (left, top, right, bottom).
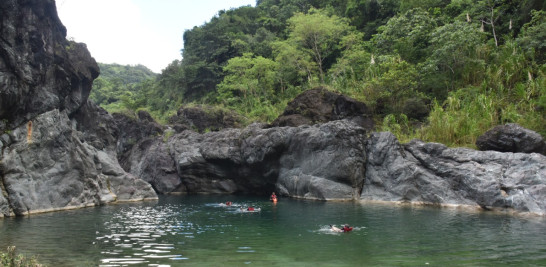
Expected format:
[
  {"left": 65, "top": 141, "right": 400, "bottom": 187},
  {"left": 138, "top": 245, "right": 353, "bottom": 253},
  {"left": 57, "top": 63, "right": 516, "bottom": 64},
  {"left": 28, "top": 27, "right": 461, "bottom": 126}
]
[
  {"left": 476, "top": 123, "right": 546, "bottom": 155},
  {"left": 269, "top": 87, "right": 374, "bottom": 130},
  {"left": 363, "top": 132, "right": 546, "bottom": 215},
  {"left": 123, "top": 120, "right": 546, "bottom": 215}
]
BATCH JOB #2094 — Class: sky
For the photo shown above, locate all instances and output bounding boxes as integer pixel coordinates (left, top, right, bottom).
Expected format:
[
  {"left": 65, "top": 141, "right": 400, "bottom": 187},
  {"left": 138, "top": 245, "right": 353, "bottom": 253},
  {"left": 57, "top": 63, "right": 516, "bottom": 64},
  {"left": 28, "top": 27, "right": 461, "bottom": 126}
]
[{"left": 56, "top": 0, "right": 256, "bottom": 73}]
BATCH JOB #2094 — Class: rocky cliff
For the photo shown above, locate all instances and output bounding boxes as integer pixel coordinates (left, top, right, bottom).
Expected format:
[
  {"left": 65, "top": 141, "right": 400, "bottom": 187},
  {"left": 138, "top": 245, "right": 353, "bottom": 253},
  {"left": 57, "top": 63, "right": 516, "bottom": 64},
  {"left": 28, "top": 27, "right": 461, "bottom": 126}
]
[
  {"left": 0, "top": 0, "right": 157, "bottom": 217},
  {"left": 1, "top": 0, "right": 544, "bottom": 218},
  {"left": 120, "top": 115, "right": 546, "bottom": 215}
]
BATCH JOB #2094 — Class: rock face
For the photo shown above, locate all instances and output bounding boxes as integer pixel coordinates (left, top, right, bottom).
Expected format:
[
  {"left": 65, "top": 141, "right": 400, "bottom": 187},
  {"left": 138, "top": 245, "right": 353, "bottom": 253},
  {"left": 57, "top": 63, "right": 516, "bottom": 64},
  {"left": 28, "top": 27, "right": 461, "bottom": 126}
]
[
  {"left": 0, "top": 0, "right": 157, "bottom": 217},
  {"left": 269, "top": 87, "right": 374, "bottom": 130},
  {"left": 175, "top": 120, "right": 367, "bottom": 199},
  {"left": 0, "top": 0, "right": 98, "bottom": 132},
  {"left": 168, "top": 105, "right": 243, "bottom": 133},
  {"left": 476, "top": 123, "right": 546, "bottom": 155},
  {"left": 112, "top": 110, "right": 164, "bottom": 169},
  {"left": 126, "top": 121, "right": 545, "bottom": 215},
  {"left": 0, "top": 107, "right": 156, "bottom": 216},
  {"left": 1, "top": 0, "right": 544, "bottom": 218},
  {"left": 124, "top": 120, "right": 368, "bottom": 199},
  {"left": 363, "top": 132, "right": 546, "bottom": 215}
]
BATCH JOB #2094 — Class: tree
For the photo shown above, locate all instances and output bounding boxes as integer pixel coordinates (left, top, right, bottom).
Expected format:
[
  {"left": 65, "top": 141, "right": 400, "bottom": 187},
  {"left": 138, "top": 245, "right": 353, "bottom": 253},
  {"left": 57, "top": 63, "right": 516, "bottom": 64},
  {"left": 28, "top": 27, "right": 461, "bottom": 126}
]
[
  {"left": 273, "top": 40, "right": 317, "bottom": 88},
  {"left": 367, "top": 56, "right": 420, "bottom": 115},
  {"left": 516, "top": 10, "right": 546, "bottom": 64},
  {"left": 329, "top": 31, "right": 371, "bottom": 82},
  {"left": 217, "top": 53, "right": 278, "bottom": 107},
  {"left": 425, "top": 21, "right": 486, "bottom": 93},
  {"left": 286, "top": 9, "right": 354, "bottom": 83},
  {"left": 372, "top": 8, "right": 437, "bottom": 63},
  {"left": 345, "top": 0, "right": 400, "bottom": 39}
]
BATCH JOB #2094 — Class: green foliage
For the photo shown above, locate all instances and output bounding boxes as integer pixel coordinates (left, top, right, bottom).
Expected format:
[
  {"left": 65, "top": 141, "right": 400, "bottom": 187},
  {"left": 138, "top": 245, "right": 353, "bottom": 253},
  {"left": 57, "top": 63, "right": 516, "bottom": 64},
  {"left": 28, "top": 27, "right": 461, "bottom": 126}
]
[
  {"left": 345, "top": 0, "right": 400, "bottom": 39},
  {"left": 97, "top": 63, "right": 157, "bottom": 83},
  {"left": 0, "top": 246, "right": 44, "bottom": 267},
  {"left": 88, "top": 0, "right": 545, "bottom": 147},
  {"left": 516, "top": 10, "right": 546, "bottom": 63},
  {"left": 422, "top": 20, "right": 486, "bottom": 98},
  {"left": 366, "top": 56, "right": 420, "bottom": 114},
  {"left": 286, "top": 9, "right": 355, "bottom": 82},
  {"left": 372, "top": 8, "right": 437, "bottom": 63},
  {"left": 217, "top": 52, "right": 300, "bottom": 122},
  {"left": 218, "top": 53, "right": 278, "bottom": 105},
  {"left": 90, "top": 63, "right": 157, "bottom": 108},
  {"left": 423, "top": 90, "right": 498, "bottom": 147}
]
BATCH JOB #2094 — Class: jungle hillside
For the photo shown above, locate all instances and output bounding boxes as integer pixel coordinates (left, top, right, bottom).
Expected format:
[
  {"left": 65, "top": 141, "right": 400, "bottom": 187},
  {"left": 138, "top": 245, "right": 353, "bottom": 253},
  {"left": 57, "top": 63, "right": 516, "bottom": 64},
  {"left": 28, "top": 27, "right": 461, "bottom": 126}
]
[{"left": 90, "top": 0, "right": 546, "bottom": 148}]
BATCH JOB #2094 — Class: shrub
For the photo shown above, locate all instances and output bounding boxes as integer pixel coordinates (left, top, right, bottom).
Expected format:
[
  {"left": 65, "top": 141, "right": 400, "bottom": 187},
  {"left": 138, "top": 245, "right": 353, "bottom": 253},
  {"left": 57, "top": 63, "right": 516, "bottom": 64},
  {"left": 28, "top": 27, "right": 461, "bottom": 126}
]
[{"left": 0, "top": 246, "right": 44, "bottom": 267}]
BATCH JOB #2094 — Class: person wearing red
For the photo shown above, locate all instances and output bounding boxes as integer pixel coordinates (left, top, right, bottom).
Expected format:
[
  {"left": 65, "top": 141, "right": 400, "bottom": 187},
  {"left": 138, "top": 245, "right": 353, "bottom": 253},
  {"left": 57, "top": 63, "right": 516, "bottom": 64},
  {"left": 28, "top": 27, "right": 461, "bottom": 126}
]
[
  {"left": 342, "top": 224, "right": 353, "bottom": 232},
  {"left": 270, "top": 192, "right": 277, "bottom": 202}
]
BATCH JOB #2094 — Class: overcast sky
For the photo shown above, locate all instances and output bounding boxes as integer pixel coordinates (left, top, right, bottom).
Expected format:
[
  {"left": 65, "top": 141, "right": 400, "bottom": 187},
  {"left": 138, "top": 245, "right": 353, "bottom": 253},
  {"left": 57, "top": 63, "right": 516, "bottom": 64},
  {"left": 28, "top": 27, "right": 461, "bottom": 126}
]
[{"left": 56, "top": 0, "right": 255, "bottom": 73}]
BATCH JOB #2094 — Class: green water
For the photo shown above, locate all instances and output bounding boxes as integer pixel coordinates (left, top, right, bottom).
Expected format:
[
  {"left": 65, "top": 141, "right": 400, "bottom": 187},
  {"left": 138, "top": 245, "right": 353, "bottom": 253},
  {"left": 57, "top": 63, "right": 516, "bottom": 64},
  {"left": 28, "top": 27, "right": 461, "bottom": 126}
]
[{"left": 0, "top": 195, "right": 545, "bottom": 266}]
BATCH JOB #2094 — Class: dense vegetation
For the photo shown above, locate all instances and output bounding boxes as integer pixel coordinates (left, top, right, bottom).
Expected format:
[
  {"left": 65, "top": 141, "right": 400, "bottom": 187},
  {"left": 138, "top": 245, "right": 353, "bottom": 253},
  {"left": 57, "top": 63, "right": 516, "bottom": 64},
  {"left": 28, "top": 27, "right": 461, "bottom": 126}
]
[
  {"left": 90, "top": 63, "right": 157, "bottom": 113},
  {"left": 0, "top": 246, "right": 43, "bottom": 267},
  {"left": 90, "top": 0, "right": 546, "bottom": 148}
]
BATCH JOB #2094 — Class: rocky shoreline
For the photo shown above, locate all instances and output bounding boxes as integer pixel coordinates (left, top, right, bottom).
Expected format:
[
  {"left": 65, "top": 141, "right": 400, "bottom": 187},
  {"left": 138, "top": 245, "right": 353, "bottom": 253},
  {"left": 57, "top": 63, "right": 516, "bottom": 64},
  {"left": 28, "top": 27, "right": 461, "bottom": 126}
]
[{"left": 1, "top": 0, "right": 545, "bottom": 217}]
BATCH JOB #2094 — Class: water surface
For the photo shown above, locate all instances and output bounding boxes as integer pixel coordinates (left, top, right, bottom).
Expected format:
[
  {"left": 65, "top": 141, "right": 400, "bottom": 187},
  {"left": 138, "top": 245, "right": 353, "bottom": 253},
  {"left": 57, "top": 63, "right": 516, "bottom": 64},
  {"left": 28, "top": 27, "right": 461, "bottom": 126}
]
[{"left": 0, "top": 195, "right": 545, "bottom": 266}]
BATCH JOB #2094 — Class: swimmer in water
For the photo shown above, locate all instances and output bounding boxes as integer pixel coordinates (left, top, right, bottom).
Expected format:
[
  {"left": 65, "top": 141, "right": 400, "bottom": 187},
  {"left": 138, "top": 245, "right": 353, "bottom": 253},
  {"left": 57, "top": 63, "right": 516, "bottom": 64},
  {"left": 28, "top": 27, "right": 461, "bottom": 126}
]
[
  {"left": 342, "top": 224, "right": 353, "bottom": 232},
  {"left": 270, "top": 192, "right": 277, "bottom": 202},
  {"left": 330, "top": 224, "right": 343, "bottom": 232}
]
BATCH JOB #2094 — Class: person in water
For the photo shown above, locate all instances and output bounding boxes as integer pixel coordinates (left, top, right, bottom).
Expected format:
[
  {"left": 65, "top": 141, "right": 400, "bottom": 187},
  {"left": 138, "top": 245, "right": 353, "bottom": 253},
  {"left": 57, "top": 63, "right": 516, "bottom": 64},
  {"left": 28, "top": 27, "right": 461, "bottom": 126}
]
[
  {"left": 330, "top": 224, "right": 353, "bottom": 232},
  {"left": 225, "top": 201, "right": 232, "bottom": 206},
  {"left": 342, "top": 224, "right": 353, "bottom": 232},
  {"left": 247, "top": 206, "right": 255, "bottom": 211},
  {"left": 330, "top": 224, "right": 343, "bottom": 232},
  {"left": 270, "top": 192, "right": 277, "bottom": 202}
]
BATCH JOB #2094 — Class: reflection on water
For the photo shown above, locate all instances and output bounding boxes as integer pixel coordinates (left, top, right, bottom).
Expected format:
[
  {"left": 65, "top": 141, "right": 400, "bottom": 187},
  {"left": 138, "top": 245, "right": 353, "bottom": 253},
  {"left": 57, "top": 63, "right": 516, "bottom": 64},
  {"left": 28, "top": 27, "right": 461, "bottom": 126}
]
[
  {"left": 97, "top": 206, "right": 186, "bottom": 265},
  {"left": 0, "top": 195, "right": 545, "bottom": 266}
]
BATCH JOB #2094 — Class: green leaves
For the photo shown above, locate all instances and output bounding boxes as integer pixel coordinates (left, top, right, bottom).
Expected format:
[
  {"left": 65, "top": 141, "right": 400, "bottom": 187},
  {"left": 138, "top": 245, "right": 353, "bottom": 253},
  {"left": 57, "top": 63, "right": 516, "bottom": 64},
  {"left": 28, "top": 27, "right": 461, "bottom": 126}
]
[
  {"left": 517, "top": 10, "right": 546, "bottom": 63},
  {"left": 85, "top": 1, "right": 545, "bottom": 144},
  {"left": 286, "top": 9, "right": 354, "bottom": 82},
  {"left": 372, "top": 8, "right": 437, "bottom": 63}
]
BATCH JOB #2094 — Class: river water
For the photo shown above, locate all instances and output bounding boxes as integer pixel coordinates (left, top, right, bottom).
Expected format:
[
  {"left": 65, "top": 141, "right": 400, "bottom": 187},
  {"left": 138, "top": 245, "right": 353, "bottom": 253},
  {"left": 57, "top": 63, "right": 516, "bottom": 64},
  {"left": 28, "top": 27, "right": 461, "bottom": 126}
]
[{"left": 0, "top": 195, "right": 545, "bottom": 266}]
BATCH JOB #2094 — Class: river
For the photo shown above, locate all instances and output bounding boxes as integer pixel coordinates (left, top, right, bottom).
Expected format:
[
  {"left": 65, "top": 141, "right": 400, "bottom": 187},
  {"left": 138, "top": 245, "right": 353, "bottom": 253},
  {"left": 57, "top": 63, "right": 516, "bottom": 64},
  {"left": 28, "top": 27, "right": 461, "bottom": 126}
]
[{"left": 0, "top": 195, "right": 545, "bottom": 266}]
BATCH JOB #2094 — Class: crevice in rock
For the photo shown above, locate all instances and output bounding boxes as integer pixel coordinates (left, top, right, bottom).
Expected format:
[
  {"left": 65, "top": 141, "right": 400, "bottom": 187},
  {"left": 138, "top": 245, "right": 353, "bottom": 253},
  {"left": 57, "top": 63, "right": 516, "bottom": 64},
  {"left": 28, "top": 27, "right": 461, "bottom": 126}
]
[{"left": 0, "top": 163, "right": 14, "bottom": 217}]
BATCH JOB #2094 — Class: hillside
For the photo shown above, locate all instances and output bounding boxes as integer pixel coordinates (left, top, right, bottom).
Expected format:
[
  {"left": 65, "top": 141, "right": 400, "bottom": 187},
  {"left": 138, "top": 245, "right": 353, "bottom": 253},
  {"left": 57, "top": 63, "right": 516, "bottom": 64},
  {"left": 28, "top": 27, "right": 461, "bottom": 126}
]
[
  {"left": 96, "top": 0, "right": 545, "bottom": 147},
  {"left": 90, "top": 63, "right": 158, "bottom": 112}
]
